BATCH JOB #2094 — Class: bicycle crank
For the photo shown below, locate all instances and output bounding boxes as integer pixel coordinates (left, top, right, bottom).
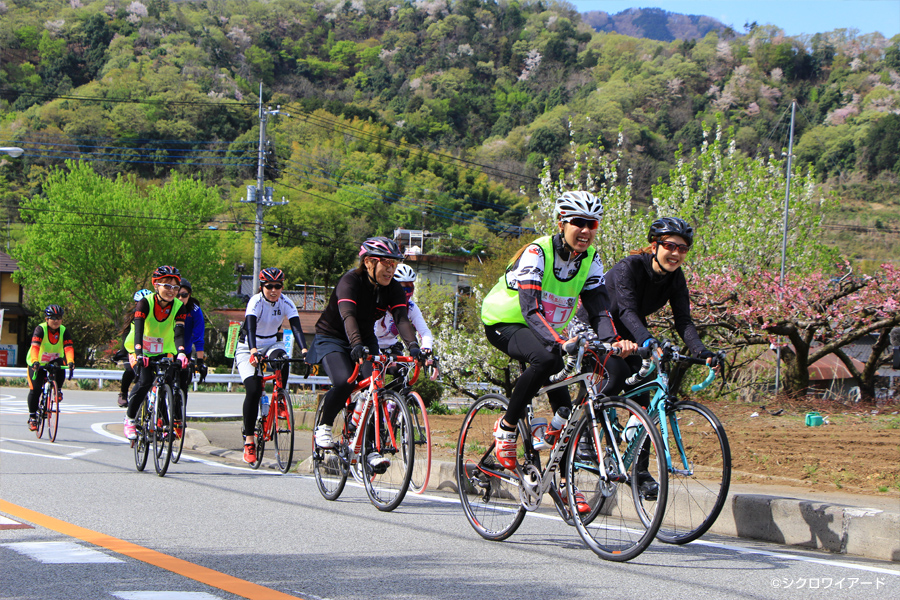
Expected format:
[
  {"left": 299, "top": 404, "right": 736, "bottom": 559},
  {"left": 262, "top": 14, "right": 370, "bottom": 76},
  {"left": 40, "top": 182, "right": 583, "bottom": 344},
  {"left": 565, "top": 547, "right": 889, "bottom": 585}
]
[{"left": 516, "top": 464, "right": 542, "bottom": 511}]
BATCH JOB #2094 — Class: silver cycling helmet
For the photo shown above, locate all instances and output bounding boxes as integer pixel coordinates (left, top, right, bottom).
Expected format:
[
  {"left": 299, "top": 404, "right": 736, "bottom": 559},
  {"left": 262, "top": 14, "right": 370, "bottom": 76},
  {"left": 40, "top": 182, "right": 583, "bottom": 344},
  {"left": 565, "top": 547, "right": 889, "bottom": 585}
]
[
  {"left": 393, "top": 264, "right": 417, "bottom": 283},
  {"left": 554, "top": 191, "right": 604, "bottom": 222}
]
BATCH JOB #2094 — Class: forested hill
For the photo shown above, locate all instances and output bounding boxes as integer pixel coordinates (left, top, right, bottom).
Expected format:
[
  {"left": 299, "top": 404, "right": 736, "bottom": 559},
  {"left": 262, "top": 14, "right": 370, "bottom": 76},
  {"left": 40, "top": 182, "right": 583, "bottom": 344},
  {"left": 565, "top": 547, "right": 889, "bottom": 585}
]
[
  {"left": 1, "top": 0, "right": 899, "bottom": 264},
  {"left": 582, "top": 7, "right": 730, "bottom": 41}
]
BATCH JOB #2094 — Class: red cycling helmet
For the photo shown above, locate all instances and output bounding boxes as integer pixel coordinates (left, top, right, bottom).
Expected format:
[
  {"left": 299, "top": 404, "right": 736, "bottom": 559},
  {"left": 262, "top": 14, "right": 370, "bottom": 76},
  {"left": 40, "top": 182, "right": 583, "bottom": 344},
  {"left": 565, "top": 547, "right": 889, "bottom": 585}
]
[
  {"left": 152, "top": 265, "right": 181, "bottom": 284},
  {"left": 259, "top": 267, "right": 285, "bottom": 286}
]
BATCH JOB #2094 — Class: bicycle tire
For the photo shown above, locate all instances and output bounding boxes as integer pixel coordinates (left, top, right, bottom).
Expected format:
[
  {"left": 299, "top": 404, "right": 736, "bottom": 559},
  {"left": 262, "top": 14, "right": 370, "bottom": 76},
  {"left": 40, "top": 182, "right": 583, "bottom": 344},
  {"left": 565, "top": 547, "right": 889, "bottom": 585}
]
[
  {"left": 152, "top": 384, "right": 174, "bottom": 477},
  {"left": 133, "top": 398, "right": 150, "bottom": 472},
  {"left": 567, "top": 397, "right": 668, "bottom": 562},
  {"left": 312, "top": 397, "right": 349, "bottom": 500},
  {"left": 406, "top": 391, "right": 432, "bottom": 494},
  {"left": 656, "top": 400, "right": 731, "bottom": 544},
  {"left": 361, "top": 390, "right": 414, "bottom": 512},
  {"left": 249, "top": 413, "right": 266, "bottom": 470},
  {"left": 46, "top": 380, "right": 60, "bottom": 443},
  {"left": 35, "top": 386, "right": 47, "bottom": 439},
  {"left": 273, "top": 389, "right": 295, "bottom": 473},
  {"left": 456, "top": 394, "right": 526, "bottom": 541},
  {"left": 171, "top": 386, "right": 186, "bottom": 464}
]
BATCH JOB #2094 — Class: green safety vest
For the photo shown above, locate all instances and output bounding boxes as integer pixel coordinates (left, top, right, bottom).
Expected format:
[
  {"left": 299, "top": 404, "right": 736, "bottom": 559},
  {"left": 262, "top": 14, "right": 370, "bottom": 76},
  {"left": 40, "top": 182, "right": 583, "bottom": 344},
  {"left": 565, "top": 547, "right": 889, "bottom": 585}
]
[
  {"left": 125, "top": 294, "right": 183, "bottom": 356},
  {"left": 35, "top": 322, "right": 66, "bottom": 365},
  {"left": 481, "top": 235, "right": 595, "bottom": 332}
]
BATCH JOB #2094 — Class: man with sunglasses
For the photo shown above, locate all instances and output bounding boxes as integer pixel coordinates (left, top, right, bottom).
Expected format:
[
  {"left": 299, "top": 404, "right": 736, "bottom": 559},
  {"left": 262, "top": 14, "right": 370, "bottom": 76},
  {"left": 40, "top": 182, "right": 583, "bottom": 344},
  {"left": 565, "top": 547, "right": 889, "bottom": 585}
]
[
  {"left": 597, "top": 217, "right": 718, "bottom": 499},
  {"left": 122, "top": 266, "right": 191, "bottom": 440},
  {"left": 481, "top": 191, "right": 637, "bottom": 513},
  {"left": 236, "top": 267, "right": 308, "bottom": 464},
  {"left": 375, "top": 263, "right": 434, "bottom": 357}
]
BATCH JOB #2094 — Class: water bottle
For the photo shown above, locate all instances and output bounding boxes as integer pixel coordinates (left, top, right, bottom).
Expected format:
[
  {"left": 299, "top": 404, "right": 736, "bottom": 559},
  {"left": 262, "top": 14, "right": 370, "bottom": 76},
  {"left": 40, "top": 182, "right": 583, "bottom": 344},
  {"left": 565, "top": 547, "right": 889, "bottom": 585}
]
[
  {"left": 385, "top": 398, "right": 397, "bottom": 421},
  {"left": 531, "top": 417, "right": 550, "bottom": 450},
  {"left": 350, "top": 397, "right": 365, "bottom": 429},
  {"left": 260, "top": 393, "right": 269, "bottom": 417},
  {"left": 623, "top": 414, "right": 641, "bottom": 442},
  {"left": 544, "top": 407, "right": 571, "bottom": 446}
]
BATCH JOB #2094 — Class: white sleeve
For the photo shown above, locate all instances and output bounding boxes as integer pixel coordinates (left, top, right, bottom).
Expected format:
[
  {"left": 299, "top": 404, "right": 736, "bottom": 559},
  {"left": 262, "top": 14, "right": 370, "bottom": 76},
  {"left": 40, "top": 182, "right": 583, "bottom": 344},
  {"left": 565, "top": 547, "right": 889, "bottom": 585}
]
[
  {"left": 581, "top": 252, "right": 606, "bottom": 291},
  {"left": 245, "top": 293, "right": 263, "bottom": 318},
  {"left": 280, "top": 296, "right": 300, "bottom": 320},
  {"left": 409, "top": 303, "right": 433, "bottom": 350}
]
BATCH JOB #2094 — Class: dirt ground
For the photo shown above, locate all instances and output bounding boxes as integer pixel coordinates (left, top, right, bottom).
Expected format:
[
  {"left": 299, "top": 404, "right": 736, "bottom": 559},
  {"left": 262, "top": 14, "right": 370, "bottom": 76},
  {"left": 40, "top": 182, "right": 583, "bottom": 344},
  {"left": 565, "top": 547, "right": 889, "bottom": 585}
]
[{"left": 426, "top": 397, "right": 900, "bottom": 499}]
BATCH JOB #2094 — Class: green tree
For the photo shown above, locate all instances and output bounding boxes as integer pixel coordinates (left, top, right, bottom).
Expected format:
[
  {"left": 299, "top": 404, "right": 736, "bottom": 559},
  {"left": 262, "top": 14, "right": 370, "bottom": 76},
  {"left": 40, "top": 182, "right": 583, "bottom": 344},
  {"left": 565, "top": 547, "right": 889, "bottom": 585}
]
[{"left": 12, "top": 162, "right": 235, "bottom": 358}]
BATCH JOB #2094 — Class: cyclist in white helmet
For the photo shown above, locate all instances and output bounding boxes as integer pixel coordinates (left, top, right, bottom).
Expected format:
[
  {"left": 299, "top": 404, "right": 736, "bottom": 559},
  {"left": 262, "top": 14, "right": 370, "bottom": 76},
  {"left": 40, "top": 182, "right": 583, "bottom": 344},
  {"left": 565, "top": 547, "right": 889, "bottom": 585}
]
[
  {"left": 375, "top": 263, "right": 434, "bottom": 356},
  {"left": 481, "top": 190, "right": 637, "bottom": 513}
]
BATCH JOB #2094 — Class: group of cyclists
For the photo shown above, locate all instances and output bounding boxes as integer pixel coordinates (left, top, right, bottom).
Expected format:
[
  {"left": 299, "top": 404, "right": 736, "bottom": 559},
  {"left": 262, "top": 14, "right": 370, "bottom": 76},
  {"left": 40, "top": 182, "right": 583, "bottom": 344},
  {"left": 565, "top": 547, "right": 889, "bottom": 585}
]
[{"left": 24, "top": 190, "right": 717, "bottom": 499}]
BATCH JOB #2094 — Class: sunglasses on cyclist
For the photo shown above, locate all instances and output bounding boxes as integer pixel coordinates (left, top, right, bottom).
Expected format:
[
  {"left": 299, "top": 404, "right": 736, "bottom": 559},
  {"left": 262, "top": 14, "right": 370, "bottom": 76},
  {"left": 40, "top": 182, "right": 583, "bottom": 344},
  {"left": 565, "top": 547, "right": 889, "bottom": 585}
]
[
  {"left": 177, "top": 292, "right": 190, "bottom": 299},
  {"left": 565, "top": 217, "right": 599, "bottom": 231},
  {"left": 263, "top": 283, "right": 283, "bottom": 290},
  {"left": 377, "top": 258, "right": 399, "bottom": 268},
  {"left": 657, "top": 240, "right": 691, "bottom": 254},
  {"left": 157, "top": 283, "right": 180, "bottom": 291},
  {"left": 401, "top": 285, "right": 414, "bottom": 293}
]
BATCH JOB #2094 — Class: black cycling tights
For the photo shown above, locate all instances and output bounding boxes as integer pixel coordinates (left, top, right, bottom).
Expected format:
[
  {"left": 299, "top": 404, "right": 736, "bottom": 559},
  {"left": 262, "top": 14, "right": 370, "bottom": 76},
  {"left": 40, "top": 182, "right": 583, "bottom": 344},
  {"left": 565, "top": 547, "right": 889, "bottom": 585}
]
[
  {"left": 320, "top": 350, "right": 373, "bottom": 427},
  {"left": 484, "top": 324, "right": 570, "bottom": 426},
  {"left": 242, "top": 349, "right": 290, "bottom": 437}
]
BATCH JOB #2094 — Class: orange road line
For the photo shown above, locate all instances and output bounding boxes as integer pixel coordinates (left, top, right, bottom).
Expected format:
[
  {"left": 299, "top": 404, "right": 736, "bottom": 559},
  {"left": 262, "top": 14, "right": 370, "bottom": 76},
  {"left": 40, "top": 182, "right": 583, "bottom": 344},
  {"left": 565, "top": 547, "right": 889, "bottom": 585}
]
[{"left": 0, "top": 499, "right": 303, "bottom": 600}]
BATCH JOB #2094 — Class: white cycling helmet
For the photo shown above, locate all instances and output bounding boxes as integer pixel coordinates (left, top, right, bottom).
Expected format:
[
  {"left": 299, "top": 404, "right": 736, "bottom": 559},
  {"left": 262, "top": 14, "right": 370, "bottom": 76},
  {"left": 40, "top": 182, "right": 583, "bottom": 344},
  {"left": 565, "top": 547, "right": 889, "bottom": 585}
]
[
  {"left": 554, "top": 191, "right": 603, "bottom": 222},
  {"left": 393, "top": 263, "right": 417, "bottom": 283}
]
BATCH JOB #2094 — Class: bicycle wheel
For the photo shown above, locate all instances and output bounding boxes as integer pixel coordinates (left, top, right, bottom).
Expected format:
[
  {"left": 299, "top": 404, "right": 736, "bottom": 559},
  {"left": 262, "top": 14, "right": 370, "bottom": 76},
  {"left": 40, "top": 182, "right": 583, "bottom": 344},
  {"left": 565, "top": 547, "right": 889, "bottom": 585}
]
[
  {"left": 456, "top": 394, "right": 526, "bottom": 541},
  {"left": 567, "top": 397, "right": 667, "bottom": 562},
  {"left": 249, "top": 413, "right": 266, "bottom": 470},
  {"left": 273, "top": 390, "right": 295, "bottom": 473},
  {"left": 46, "top": 380, "right": 60, "bottom": 442},
  {"left": 656, "top": 400, "right": 731, "bottom": 544},
  {"left": 152, "top": 384, "right": 174, "bottom": 477},
  {"left": 35, "top": 387, "right": 47, "bottom": 439},
  {"left": 171, "top": 387, "right": 186, "bottom": 464},
  {"left": 361, "top": 390, "right": 414, "bottom": 512},
  {"left": 406, "top": 391, "right": 432, "bottom": 494},
  {"left": 133, "top": 399, "right": 150, "bottom": 472},
  {"left": 312, "top": 398, "right": 349, "bottom": 500}
]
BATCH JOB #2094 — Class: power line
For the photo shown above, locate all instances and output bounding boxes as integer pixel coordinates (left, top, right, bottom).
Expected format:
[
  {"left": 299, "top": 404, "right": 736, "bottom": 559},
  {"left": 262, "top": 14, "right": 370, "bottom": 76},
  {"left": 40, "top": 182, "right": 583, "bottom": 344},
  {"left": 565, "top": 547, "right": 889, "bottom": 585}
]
[{"left": 0, "top": 88, "right": 255, "bottom": 109}]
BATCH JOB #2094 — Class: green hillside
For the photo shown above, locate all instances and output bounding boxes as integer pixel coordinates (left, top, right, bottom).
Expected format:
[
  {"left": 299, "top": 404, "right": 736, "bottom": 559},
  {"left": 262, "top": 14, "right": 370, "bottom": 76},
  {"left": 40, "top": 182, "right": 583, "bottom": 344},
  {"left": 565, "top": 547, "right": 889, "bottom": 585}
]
[{"left": 2, "top": 0, "right": 899, "bottom": 268}]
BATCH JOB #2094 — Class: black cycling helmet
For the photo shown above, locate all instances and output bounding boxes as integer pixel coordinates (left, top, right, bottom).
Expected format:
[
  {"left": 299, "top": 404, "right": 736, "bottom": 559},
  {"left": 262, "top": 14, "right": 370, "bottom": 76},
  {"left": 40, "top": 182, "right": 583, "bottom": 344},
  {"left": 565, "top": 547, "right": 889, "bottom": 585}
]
[
  {"left": 259, "top": 267, "right": 285, "bottom": 285},
  {"left": 152, "top": 265, "right": 181, "bottom": 284},
  {"left": 648, "top": 217, "right": 694, "bottom": 246},
  {"left": 359, "top": 236, "right": 404, "bottom": 260},
  {"left": 44, "top": 304, "right": 64, "bottom": 319},
  {"left": 179, "top": 278, "right": 192, "bottom": 292}
]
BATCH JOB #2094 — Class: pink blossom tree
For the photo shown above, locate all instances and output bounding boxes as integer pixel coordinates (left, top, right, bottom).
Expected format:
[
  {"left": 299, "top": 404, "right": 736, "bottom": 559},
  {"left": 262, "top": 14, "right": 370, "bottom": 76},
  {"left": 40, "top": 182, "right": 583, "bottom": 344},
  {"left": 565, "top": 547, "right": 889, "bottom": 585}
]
[{"left": 688, "top": 263, "right": 900, "bottom": 397}]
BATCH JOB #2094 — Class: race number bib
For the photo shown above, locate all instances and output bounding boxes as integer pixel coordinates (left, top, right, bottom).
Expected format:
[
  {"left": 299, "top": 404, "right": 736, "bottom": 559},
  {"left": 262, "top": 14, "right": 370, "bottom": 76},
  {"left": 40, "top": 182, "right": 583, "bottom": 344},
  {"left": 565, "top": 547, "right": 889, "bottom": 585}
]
[
  {"left": 540, "top": 291, "right": 576, "bottom": 328},
  {"left": 40, "top": 352, "right": 60, "bottom": 362},
  {"left": 142, "top": 335, "right": 165, "bottom": 355}
]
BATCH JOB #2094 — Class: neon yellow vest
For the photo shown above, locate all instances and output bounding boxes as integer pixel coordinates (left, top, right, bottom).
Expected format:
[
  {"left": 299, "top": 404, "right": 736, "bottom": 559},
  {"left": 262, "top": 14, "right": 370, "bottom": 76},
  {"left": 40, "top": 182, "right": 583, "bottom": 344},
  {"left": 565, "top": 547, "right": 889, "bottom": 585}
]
[
  {"left": 481, "top": 235, "right": 595, "bottom": 332},
  {"left": 36, "top": 322, "right": 66, "bottom": 365},
  {"left": 125, "top": 295, "right": 183, "bottom": 356}
]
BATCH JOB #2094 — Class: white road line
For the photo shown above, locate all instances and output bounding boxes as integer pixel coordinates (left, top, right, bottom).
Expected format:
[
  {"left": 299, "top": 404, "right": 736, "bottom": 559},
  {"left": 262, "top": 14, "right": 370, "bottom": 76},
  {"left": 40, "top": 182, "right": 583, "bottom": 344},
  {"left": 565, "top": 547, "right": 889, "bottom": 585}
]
[
  {"left": 113, "top": 593, "right": 224, "bottom": 600},
  {"left": 0, "top": 448, "right": 73, "bottom": 460},
  {"left": 0, "top": 438, "right": 101, "bottom": 460},
  {"left": 2, "top": 541, "right": 122, "bottom": 563}
]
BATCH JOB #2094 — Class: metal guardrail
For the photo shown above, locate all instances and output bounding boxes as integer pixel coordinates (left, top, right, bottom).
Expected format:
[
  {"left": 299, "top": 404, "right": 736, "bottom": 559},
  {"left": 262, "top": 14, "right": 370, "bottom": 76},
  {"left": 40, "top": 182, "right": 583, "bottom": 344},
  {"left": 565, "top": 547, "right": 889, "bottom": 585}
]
[{"left": 0, "top": 367, "right": 333, "bottom": 392}]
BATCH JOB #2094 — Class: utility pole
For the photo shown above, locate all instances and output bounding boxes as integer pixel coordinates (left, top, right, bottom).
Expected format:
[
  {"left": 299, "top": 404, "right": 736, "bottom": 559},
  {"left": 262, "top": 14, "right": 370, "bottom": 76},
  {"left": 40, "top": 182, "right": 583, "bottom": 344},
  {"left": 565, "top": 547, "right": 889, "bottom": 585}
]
[
  {"left": 242, "top": 84, "right": 288, "bottom": 282},
  {"left": 774, "top": 100, "right": 796, "bottom": 395}
]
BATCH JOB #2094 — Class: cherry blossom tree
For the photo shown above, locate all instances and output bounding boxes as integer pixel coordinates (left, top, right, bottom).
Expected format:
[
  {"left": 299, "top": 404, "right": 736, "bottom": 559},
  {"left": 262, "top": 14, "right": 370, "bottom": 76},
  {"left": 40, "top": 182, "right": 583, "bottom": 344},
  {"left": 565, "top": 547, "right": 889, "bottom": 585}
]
[{"left": 689, "top": 262, "right": 900, "bottom": 397}]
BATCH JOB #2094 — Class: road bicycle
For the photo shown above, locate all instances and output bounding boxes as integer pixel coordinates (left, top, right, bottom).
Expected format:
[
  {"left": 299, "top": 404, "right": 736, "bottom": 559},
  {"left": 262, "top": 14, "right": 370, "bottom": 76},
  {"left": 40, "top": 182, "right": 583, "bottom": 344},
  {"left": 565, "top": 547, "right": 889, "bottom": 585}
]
[
  {"left": 456, "top": 342, "right": 668, "bottom": 562},
  {"left": 382, "top": 352, "right": 440, "bottom": 494},
  {"left": 615, "top": 341, "right": 731, "bottom": 544},
  {"left": 131, "top": 356, "right": 185, "bottom": 477},
  {"left": 246, "top": 355, "right": 308, "bottom": 473},
  {"left": 32, "top": 358, "right": 67, "bottom": 442},
  {"left": 313, "top": 352, "right": 416, "bottom": 512}
]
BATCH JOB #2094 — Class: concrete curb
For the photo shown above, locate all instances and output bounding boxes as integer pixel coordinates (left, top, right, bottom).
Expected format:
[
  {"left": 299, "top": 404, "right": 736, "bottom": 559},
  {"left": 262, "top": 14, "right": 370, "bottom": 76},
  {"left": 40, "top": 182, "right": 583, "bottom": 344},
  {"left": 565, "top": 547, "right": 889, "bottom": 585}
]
[{"left": 184, "top": 425, "right": 900, "bottom": 563}]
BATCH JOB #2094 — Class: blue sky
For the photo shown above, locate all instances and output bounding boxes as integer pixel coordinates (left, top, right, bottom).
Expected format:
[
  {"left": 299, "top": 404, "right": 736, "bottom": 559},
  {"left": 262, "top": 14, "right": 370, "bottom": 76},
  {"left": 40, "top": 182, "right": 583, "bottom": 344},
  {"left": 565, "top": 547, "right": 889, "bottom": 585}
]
[{"left": 569, "top": 1, "right": 900, "bottom": 38}]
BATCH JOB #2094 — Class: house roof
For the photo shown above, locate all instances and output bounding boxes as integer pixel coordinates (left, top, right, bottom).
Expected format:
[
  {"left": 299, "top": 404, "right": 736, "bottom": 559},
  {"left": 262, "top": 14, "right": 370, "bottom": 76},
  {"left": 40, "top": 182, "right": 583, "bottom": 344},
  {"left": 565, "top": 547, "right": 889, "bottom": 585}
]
[
  {"left": 0, "top": 250, "right": 18, "bottom": 273},
  {"left": 750, "top": 349, "right": 867, "bottom": 380}
]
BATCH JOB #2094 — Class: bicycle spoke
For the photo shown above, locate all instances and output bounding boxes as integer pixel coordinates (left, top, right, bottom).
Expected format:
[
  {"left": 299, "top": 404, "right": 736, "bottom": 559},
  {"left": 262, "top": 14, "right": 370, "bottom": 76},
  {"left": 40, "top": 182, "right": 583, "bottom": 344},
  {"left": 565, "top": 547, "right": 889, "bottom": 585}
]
[
  {"left": 361, "top": 391, "right": 414, "bottom": 511},
  {"left": 406, "top": 391, "right": 432, "bottom": 494},
  {"left": 568, "top": 397, "right": 667, "bottom": 562},
  {"left": 273, "top": 390, "right": 295, "bottom": 473},
  {"left": 456, "top": 394, "right": 526, "bottom": 541},
  {"left": 171, "top": 387, "right": 186, "bottom": 464},
  {"left": 133, "top": 399, "right": 149, "bottom": 472},
  {"left": 313, "top": 401, "right": 349, "bottom": 500},
  {"left": 46, "top": 382, "right": 60, "bottom": 442},
  {"left": 657, "top": 400, "right": 731, "bottom": 544}
]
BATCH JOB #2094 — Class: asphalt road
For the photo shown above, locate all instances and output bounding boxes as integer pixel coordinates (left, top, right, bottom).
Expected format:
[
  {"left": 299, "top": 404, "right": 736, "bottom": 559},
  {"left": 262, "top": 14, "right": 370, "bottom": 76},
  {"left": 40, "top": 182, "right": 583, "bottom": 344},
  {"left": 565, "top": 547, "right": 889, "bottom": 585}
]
[{"left": 1, "top": 388, "right": 898, "bottom": 600}]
